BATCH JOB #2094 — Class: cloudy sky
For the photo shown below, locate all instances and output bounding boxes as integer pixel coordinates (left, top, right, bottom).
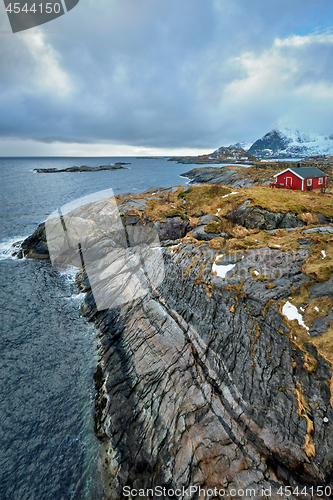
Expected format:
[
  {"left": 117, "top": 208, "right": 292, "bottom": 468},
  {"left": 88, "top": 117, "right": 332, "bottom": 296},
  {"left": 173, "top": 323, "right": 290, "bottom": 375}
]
[{"left": 1, "top": 0, "right": 333, "bottom": 155}]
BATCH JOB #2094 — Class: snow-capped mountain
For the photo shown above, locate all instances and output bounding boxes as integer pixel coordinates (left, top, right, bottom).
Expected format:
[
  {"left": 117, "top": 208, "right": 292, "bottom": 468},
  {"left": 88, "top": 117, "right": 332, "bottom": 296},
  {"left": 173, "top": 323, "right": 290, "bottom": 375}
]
[
  {"left": 215, "top": 128, "right": 333, "bottom": 158},
  {"left": 214, "top": 141, "right": 253, "bottom": 153},
  {"left": 247, "top": 128, "right": 333, "bottom": 158}
]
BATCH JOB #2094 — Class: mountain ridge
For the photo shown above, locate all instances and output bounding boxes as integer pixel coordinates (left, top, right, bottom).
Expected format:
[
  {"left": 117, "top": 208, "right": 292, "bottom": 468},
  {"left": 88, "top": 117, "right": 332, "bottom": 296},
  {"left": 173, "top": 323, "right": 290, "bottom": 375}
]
[{"left": 223, "top": 127, "right": 333, "bottom": 159}]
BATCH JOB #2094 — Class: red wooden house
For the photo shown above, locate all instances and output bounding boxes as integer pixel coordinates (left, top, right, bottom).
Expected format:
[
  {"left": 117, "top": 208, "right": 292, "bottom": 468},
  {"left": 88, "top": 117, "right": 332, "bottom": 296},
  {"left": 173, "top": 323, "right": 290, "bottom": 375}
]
[{"left": 271, "top": 166, "right": 328, "bottom": 191}]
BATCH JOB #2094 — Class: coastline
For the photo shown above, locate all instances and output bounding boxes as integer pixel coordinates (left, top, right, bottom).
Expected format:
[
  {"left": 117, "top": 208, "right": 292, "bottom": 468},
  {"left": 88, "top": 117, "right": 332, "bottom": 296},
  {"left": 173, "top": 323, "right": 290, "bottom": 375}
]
[{"left": 15, "top": 183, "right": 333, "bottom": 498}]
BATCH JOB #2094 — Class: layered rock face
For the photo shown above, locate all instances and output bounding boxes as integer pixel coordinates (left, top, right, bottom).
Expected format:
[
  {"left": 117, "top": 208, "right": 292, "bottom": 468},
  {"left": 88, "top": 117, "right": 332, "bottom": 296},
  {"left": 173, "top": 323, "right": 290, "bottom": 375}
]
[
  {"left": 82, "top": 240, "right": 333, "bottom": 500},
  {"left": 16, "top": 185, "right": 333, "bottom": 499},
  {"left": 181, "top": 165, "right": 253, "bottom": 188}
]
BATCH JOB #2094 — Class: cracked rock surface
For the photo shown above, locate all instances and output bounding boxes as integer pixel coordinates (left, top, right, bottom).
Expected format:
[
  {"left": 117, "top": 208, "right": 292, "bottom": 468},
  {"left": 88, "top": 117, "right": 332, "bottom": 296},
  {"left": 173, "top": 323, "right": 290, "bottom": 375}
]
[
  {"left": 83, "top": 240, "right": 333, "bottom": 500},
  {"left": 15, "top": 186, "right": 333, "bottom": 499}
]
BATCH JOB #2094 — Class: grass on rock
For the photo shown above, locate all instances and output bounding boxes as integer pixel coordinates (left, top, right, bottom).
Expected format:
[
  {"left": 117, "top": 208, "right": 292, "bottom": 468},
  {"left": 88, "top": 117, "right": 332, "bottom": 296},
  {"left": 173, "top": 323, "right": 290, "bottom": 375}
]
[{"left": 142, "top": 185, "right": 333, "bottom": 223}]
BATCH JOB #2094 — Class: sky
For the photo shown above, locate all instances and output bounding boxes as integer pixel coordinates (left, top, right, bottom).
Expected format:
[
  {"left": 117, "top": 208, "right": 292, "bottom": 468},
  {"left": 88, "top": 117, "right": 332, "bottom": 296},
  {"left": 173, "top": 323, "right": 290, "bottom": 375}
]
[{"left": 1, "top": 0, "right": 333, "bottom": 156}]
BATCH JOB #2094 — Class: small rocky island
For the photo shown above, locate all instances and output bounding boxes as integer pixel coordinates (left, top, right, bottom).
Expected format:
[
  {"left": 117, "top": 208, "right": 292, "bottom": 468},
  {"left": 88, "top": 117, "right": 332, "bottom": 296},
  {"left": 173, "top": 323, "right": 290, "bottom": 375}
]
[
  {"left": 34, "top": 163, "right": 129, "bottom": 173},
  {"left": 16, "top": 183, "right": 333, "bottom": 499}
]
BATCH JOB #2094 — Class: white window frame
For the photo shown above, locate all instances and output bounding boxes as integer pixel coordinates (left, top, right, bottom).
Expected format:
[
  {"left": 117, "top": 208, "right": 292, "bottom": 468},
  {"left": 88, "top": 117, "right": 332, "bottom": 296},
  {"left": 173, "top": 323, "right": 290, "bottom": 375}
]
[
  {"left": 318, "top": 177, "right": 323, "bottom": 185},
  {"left": 307, "top": 178, "right": 312, "bottom": 186}
]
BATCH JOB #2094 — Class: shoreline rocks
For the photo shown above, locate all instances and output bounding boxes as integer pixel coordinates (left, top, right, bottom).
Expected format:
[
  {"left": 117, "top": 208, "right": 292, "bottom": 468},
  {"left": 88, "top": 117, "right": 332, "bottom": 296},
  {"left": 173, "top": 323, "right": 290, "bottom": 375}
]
[
  {"left": 181, "top": 166, "right": 253, "bottom": 188},
  {"left": 34, "top": 163, "right": 129, "bottom": 173},
  {"left": 13, "top": 222, "right": 49, "bottom": 259}
]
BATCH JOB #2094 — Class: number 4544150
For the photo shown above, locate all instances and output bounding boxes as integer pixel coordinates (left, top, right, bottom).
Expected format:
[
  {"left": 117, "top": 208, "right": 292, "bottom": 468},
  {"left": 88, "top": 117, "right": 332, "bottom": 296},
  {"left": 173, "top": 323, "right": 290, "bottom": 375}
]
[
  {"left": 277, "top": 485, "right": 332, "bottom": 496},
  {"left": 6, "top": 3, "right": 61, "bottom": 13}
]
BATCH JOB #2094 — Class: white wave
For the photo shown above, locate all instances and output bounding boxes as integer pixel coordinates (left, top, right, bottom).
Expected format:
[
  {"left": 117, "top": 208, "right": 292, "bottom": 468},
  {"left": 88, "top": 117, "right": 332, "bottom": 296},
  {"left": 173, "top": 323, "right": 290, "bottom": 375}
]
[
  {"left": 0, "top": 236, "right": 26, "bottom": 261},
  {"left": 66, "top": 292, "right": 86, "bottom": 301},
  {"left": 58, "top": 264, "right": 80, "bottom": 282}
]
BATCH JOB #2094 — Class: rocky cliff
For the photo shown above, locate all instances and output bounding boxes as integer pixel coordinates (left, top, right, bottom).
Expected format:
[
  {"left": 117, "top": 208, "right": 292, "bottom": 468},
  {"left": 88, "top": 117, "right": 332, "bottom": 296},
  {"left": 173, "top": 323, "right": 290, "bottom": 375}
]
[
  {"left": 17, "top": 185, "right": 333, "bottom": 499},
  {"left": 247, "top": 129, "right": 333, "bottom": 159}
]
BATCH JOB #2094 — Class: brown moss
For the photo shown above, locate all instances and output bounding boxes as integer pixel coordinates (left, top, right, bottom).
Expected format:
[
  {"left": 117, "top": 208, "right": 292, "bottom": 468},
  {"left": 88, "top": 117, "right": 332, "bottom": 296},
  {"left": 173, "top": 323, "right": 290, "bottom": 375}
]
[
  {"left": 307, "top": 322, "right": 333, "bottom": 362},
  {"left": 303, "top": 351, "right": 317, "bottom": 374},
  {"left": 249, "top": 268, "right": 271, "bottom": 281},
  {"left": 291, "top": 380, "right": 315, "bottom": 458},
  {"left": 301, "top": 236, "right": 333, "bottom": 282},
  {"left": 303, "top": 434, "right": 316, "bottom": 458},
  {"left": 208, "top": 237, "right": 227, "bottom": 250},
  {"left": 128, "top": 183, "right": 333, "bottom": 228},
  {"left": 165, "top": 211, "right": 189, "bottom": 220},
  {"left": 194, "top": 263, "right": 205, "bottom": 285},
  {"left": 224, "top": 282, "right": 246, "bottom": 298},
  {"left": 205, "top": 219, "right": 255, "bottom": 239},
  {"left": 298, "top": 212, "right": 320, "bottom": 225},
  {"left": 224, "top": 227, "right": 303, "bottom": 255},
  {"left": 279, "top": 296, "right": 333, "bottom": 407},
  {"left": 290, "top": 281, "right": 314, "bottom": 307},
  {"left": 278, "top": 299, "right": 310, "bottom": 348},
  {"left": 249, "top": 320, "right": 254, "bottom": 343},
  {"left": 204, "top": 221, "right": 221, "bottom": 234},
  {"left": 182, "top": 233, "right": 208, "bottom": 247},
  {"left": 262, "top": 299, "right": 276, "bottom": 319},
  {"left": 189, "top": 217, "right": 200, "bottom": 228},
  {"left": 184, "top": 255, "right": 198, "bottom": 278},
  {"left": 251, "top": 322, "right": 261, "bottom": 372},
  {"left": 304, "top": 296, "right": 333, "bottom": 327},
  {"left": 204, "top": 283, "right": 215, "bottom": 298},
  {"left": 242, "top": 186, "right": 333, "bottom": 218}
]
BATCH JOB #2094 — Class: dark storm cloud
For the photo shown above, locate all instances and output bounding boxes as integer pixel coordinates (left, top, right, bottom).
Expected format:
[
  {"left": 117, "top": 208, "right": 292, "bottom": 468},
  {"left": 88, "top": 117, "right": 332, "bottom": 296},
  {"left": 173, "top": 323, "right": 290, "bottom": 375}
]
[{"left": 1, "top": 0, "right": 333, "bottom": 151}]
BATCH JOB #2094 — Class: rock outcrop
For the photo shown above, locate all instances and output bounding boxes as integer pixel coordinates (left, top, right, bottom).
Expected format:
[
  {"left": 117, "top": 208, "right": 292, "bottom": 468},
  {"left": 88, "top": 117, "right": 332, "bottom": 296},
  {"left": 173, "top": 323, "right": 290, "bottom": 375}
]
[
  {"left": 13, "top": 222, "right": 49, "bottom": 259},
  {"left": 227, "top": 201, "right": 306, "bottom": 230},
  {"left": 181, "top": 166, "right": 254, "bottom": 188},
  {"left": 16, "top": 185, "right": 333, "bottom": 499},
  {"left": 34, "top": 163, "right": 129, "bottom": 173},
  {"left": 83, "top": 240, "right": 333, "bottom": 500}
]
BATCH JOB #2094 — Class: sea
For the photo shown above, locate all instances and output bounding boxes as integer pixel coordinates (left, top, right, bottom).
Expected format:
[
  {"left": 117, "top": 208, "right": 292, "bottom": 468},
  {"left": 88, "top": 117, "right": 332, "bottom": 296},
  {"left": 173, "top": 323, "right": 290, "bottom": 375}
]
[{"left": 0, "top": 156, "right": 194, "bottom": 500}]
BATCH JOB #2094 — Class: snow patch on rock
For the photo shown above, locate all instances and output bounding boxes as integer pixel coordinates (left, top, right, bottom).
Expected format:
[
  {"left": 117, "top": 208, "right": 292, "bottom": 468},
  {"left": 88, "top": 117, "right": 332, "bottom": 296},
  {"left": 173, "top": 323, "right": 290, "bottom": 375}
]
[{"left": 282, "top": 301, "right": 309, "bottom": 332}]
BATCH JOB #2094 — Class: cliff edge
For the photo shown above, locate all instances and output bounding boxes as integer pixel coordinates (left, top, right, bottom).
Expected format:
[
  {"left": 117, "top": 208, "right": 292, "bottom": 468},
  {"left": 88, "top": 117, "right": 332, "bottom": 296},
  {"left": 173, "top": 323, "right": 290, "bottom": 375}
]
[{"left": 18, "top": 185, "right": 333, "bottom": 499}]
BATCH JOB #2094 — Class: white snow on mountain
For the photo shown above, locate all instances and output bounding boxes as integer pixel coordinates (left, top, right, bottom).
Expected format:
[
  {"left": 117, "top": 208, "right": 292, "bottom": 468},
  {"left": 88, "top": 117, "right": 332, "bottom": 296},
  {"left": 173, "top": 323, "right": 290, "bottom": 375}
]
[
  {"left": 214, "top": 141, "right": 253, "bottom": 153},
  {"left": 276, "top": 127, "right": 333, "bottom": 156},
  {"left": 249, "top": 127, "right": 333, "bottom": 157},
  {"left": 215, "top": 127, "right": 333, "bottom": 158}
]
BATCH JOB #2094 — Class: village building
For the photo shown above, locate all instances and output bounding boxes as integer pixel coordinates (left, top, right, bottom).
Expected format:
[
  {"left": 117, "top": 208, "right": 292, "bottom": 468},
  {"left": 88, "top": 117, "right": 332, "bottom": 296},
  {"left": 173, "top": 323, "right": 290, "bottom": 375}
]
[{"left": 271, "top": 165, "right": 328, "bottom": 191}]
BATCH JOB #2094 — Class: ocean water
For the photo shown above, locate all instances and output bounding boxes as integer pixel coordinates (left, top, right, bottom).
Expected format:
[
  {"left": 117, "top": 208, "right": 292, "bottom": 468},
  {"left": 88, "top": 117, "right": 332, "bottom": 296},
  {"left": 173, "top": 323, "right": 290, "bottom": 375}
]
[{"left": 0, "top": 157, "right": 191, "bottom": 500}]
